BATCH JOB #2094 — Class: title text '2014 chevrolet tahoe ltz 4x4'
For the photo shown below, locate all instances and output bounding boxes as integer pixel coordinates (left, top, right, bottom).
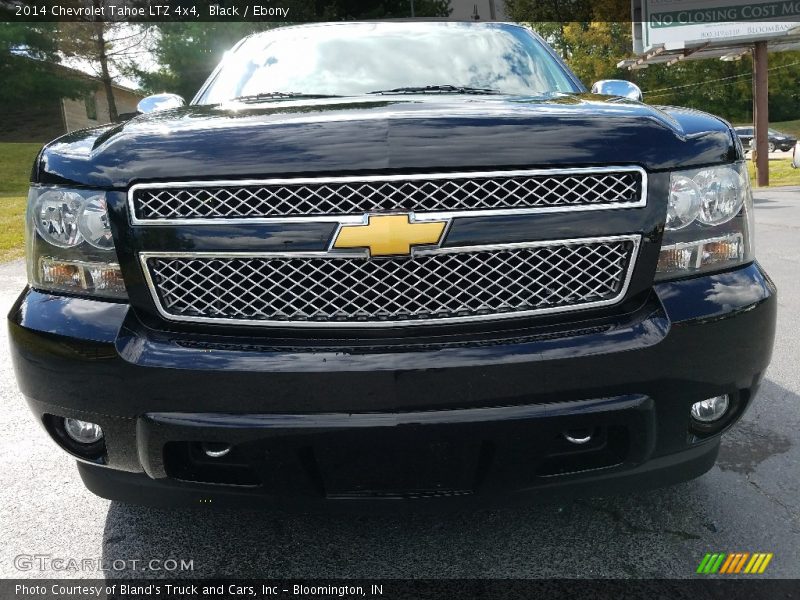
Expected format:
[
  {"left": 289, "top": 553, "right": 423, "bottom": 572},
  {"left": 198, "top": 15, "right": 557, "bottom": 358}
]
[{"left": 9, "top": 22, "right": 776, "bottom": 508}]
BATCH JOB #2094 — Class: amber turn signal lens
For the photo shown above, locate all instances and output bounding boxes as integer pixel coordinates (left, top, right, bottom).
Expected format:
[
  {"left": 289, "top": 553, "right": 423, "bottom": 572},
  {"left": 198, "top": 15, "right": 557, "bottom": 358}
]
[
  {"left": 657, "top": 234, "right": 743, "bottom": 276},
  {"left": 38, "top": 258, "right": 125, "bottom": 297},
  {"left": 40, "top": 261, "right": 83, "bottom": 288},
  {"left": 700, "top": 239, "right": 742, "bottom": 267}
]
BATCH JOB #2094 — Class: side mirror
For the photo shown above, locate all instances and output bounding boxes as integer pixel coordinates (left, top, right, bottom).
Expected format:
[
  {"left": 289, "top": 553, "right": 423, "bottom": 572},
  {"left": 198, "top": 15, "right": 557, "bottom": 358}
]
[
  {"left": 591, "top": 80, "right": 643, "bottom": 102},
  {"left": 137, "top": 93, "right": 186, "bottom": 114}
]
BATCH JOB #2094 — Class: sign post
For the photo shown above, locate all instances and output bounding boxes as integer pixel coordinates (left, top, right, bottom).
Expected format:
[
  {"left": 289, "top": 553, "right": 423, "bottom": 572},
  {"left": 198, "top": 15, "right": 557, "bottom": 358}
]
[
  {"left": 753, "top": 41, "right": 769, "bottom": 186},
  {"left": 625, "top": 0, "right": 800, "bottom": 187}
]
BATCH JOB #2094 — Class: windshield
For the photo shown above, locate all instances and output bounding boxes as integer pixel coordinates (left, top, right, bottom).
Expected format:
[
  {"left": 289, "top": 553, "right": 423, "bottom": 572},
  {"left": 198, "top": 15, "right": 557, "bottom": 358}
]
[{"left": 196, "top": 22, "right": 580, "bottom": 104}]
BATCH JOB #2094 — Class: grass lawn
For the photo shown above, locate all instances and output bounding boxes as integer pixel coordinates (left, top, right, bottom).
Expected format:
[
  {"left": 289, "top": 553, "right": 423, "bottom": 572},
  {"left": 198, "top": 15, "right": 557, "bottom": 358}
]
[
  {"left": 0, "top": 143, "right": 40, "bottom": 261},
  {"left": 747, "top": 158, "right": 800, "bottom": 188},
  {"left": 733, "top": 119, "right": 800, "bottom": 138},
  {"left": 0, "top": 195, "right": 27, "bottom": 262},
  {"left": 731, "top": 119, "right": 800, "bottom": 187},
  {"left": 770, "top": 119, "right": 800, "bottom": 138}
]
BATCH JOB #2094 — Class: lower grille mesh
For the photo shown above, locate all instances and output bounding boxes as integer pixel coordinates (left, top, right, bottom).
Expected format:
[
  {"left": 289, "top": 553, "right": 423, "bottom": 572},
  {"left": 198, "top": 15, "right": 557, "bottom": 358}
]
[{"left": 144, "top": 239, "right": 636, "bottom": 326}]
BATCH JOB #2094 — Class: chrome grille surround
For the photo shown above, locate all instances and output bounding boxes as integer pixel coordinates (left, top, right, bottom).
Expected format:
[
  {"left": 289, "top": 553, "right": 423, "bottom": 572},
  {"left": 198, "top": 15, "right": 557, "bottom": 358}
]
[
  {"left": 129, "top": 167, "right": 647, "bottom": 225},
  {"left": 141, "top": 235, "right": 641, "bottom": 328}
]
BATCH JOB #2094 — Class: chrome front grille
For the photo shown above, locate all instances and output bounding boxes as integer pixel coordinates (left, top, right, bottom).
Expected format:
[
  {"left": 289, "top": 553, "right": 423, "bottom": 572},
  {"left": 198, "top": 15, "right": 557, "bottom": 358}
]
[
  {"left": 129, "top": 167, "right": 645, "bottom": 223},
  {"left": 142, "top": 236, "right": 640, "bottom": 327}
]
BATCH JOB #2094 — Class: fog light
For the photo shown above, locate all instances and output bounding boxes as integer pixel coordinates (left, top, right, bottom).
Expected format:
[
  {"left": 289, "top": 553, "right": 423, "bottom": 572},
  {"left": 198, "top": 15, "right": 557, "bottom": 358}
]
[
  {"left": 63, "top": 418, "right": 104, "bottom": 444},
  {"left": 690, "top": 395, "right": 730, "bottom": 423}
]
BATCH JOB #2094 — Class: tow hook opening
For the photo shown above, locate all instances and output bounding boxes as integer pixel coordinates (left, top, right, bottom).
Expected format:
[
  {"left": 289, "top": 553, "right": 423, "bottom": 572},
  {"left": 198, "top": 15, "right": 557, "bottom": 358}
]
[
  {"left": 164, "top": 441, "right": 259, "bottom": 486},
  {"left": 538, "top": 426, "right": 629, "bottom": 477},
  {"left": 563, "top": 429, "right": 594, "bottom": 445},
  {"left": 202, "top": 442, "right": 232, "bottom": 458}
]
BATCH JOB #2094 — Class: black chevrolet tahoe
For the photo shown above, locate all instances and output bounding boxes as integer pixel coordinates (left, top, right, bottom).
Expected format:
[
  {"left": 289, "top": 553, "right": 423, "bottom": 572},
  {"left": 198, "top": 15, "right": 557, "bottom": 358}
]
[{"left": 9, "top": 21, "right": 776, "bottom": 508}]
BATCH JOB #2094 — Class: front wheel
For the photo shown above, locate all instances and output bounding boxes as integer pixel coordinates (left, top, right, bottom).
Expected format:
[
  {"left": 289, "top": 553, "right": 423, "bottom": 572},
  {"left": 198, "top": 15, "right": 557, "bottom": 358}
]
[{"left": 768, "top": 142, "right": 776, "bottom": 153}]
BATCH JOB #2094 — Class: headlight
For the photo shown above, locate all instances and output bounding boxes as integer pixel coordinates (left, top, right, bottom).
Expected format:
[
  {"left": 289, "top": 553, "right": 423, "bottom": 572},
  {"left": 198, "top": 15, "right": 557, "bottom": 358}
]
[
  {"left": 33, "top": 189, "right": 85, "bottom": 247},
  {"left": 693, "top": 167, "right": 745, "bottom": 226},
  {"left": 78, "top": 194, "right": 115, "bottom": 249},
  {"left": 656, "top": 163, "right": 754, "bottom": 280},
  {"left": 665, "top": 175, "right": 700, "bottom": 230},
  {"left": 26, "top": 187, "right": 126, "bottom": 299}
]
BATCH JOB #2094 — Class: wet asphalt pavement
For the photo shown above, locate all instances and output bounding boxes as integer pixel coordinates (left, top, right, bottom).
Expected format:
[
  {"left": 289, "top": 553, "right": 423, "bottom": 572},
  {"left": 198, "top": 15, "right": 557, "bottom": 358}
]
[{"left": 1, "top": 187, "right": 798, "bottom": 579}]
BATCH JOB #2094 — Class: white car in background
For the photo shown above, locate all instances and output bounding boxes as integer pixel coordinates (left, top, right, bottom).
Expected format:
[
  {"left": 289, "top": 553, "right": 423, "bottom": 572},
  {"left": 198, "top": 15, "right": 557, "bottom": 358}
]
[{"left": 793, "top": 141, "right": 799, "bottom": 168}]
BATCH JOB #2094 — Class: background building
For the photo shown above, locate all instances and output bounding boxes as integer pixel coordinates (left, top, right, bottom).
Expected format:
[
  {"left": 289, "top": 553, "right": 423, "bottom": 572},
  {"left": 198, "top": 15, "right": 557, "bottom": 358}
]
[{"left": 1, "top": 60, "right": 143, "bottom": 143}]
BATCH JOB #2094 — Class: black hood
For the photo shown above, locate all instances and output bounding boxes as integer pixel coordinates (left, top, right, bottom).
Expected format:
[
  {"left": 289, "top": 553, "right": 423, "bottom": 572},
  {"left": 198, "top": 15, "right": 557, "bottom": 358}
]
[{"left": 36, "top": 94, "right": 740, "bottom": 188}]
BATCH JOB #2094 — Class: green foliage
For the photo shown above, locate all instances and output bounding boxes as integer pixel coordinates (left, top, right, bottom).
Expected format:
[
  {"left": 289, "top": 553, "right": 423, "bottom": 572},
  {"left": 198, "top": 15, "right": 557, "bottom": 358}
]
[
  {"left": 768, "top": 119, "right": 800, "bottom": 138},
  {"left": 504, "top": 2, "right": 800, "bottom": 124},
  {"left": 638, "top": 56, "right": 751, "bottom": 120},
  {"left": 0, "top": 23, "right": 90, "bottom": 105},
  {"left": 0, "top": 142, "right": 41, "bottom": 262},
  {"left": 132, "top": 23, "right": 279, "bottom": 100},
  {"left": 559, "top": 22, "right": 632, "bottom": 84},
  {"left": 57, "top": 21, "right": 154, "bottom": 120},
  {"left": 642, "top": 51, "right": 800, "bottom": 123},
  {"left": 0, "top": 142, "right": 39, "bottom": 197},
  {"left": 747, "top": 158, "right": 800, "bottom": 188},
  {"left": 0, "top": 193, "right": 26, "bottom": 261},
  {"left": 505, "top": 0, "right": 592, "bottom": 23},
  {"left": 324, "top": 0, "right": 453, "bottom": 19}
]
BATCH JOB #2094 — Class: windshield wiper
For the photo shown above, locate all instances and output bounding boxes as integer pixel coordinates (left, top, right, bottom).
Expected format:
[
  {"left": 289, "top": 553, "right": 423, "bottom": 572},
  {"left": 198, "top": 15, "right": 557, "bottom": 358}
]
[
  {"left": 368, "top": 85, "right": 500, "bottom": 95},
  {"left": 231, "top": 92, "right": 340, "bottom": 102}
]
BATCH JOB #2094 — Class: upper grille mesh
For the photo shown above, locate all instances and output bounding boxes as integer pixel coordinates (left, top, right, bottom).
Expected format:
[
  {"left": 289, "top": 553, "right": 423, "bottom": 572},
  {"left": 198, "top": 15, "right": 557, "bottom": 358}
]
[
  {"left": 144, "top": 239, "right": 636, "bottom": 326},
  {"left": 132, "top": 170, "right": 642, "bottom": 220}
]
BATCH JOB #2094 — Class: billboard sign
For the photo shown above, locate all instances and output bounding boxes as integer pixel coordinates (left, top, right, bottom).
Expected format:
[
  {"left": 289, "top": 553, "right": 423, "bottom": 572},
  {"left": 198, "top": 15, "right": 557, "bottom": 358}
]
[{"left": 642, "top": 0, "right": 800, "bottom": 51}]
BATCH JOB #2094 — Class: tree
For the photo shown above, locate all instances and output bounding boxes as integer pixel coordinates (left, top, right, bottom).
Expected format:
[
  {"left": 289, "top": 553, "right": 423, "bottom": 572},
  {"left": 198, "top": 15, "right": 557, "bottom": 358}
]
[
  {"left": 504, "top": 0, "right": 800, "bottom": 124},
  {"left": 326, "top": 0, "right": 452, "bottom": 19},
  {"left": 559, "top": 22, "right": 632, "bottom": 84},
  {"left": 636, "top": 48, "right": 800, "bottom": 123},
  {"left": 58, "top": 23, "right": 152, "bottom": 121},
  {"left": 133, "top": 23, "right": 278, "bottom": 100},
  {"left": 0, "top": 23, "right": 89, "bottom": 105},
  {"left": 57, "top": 1, "right": 152, "bottom": 121},
  {"left": 504, "top": 1, "right": 634, "bottom": 85}
]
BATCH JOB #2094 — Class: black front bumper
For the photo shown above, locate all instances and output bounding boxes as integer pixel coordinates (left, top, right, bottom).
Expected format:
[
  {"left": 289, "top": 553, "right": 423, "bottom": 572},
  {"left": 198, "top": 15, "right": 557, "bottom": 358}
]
[{"left": 8, "top": 263, "right": 776, "bottom": 508}]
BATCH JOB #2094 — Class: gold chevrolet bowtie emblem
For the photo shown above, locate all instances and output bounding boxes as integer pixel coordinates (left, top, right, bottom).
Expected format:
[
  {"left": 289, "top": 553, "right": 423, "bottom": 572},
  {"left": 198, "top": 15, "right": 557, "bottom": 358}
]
[{"left": 333, "top": 214, "right": 447, "bottom": 257}]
